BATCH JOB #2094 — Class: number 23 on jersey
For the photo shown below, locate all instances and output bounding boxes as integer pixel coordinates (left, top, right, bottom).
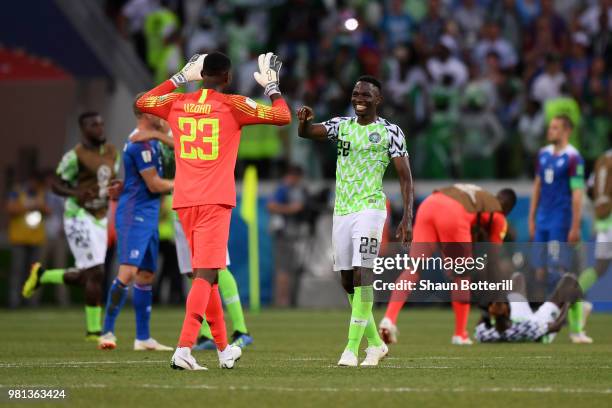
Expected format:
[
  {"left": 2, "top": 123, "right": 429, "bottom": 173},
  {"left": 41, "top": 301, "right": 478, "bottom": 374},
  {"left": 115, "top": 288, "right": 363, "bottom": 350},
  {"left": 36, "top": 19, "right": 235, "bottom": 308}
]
[{"left": 178, "top": 117, "right": 219, "bottom": 160}]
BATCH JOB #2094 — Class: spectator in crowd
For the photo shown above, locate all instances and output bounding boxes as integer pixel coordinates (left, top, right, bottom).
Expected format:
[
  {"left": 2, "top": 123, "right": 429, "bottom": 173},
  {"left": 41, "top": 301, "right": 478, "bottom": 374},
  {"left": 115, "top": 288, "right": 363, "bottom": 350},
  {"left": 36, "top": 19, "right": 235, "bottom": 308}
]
[
  {"left": 490, "top": 0, "right": 523, "bottom": 52},
  {"left": 418, "top": 0, "right": 446, "bottom": 54},
  {"left": 579, "top": 0, "right": 612, "bottom": 37},
  {"left": 531, "top": 53, "right": 567, "bottom": 103},
  {"left": 473, "top": 21, "right": 518, "bottom": 71},
  {"left": 268, "top": 165, "right": 308, "bottom": 307},
  {"left": 427, "top": 35, "right": 468, "bottom": 89},
  {"left": 381, "top": 0, "right": 415, "bottom": 50},
  {"left": 120, "top": 0, "right": 161, "bottom": 63},
  {"left": 519, "top": 98, "right": 546, "bottom": 175},
  {"left": 544, "top": 82, "right": 582, "bottom": 149},
  {"left": 143, "top": 1, "right": 179, "bottom": 72},
  {"left": 6, "top": 171, "right": 50, "bottom": 308},
  {"left": 565, "top": 31, "right": 591, "bottom": 101},
  {"left": 455, "top": 0, "right": 485, "bottom": 50}
]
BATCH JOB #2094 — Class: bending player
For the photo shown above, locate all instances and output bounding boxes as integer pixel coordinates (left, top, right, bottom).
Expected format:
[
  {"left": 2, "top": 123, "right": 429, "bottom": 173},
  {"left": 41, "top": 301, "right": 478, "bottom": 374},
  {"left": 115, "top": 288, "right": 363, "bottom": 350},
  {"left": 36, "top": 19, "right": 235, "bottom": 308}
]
[
  {"left": 297, "top": 75, "right": 414, "bottom": 367},
  {"left": 98, "top": 96, "right": 174, "bottom": 351},
  {"left": 379, "top": 184, "right": 516, "bottom": 345},
  {"left": 475, "top": 272, "right": 579, "bottom": 343},
  {"left": 22, "top": 112, "right": 119, "bottom": 340},
  {"left": 136, "top": 51, "right": 290, "bottom": 370}
]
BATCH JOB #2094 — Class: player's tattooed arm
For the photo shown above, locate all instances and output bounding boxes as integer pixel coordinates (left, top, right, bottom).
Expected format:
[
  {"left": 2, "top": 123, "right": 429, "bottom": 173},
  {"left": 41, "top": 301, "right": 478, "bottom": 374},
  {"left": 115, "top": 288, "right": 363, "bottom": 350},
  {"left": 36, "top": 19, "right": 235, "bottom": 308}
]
[
  {"left": 528, "top": 176, "right": 541, "bottom": 241},
  {"left": 393, "top": 156, "right": 414, "bottom": 246},
  {"left": 296, "top": 106, "right": 328, "bottom": 141}
]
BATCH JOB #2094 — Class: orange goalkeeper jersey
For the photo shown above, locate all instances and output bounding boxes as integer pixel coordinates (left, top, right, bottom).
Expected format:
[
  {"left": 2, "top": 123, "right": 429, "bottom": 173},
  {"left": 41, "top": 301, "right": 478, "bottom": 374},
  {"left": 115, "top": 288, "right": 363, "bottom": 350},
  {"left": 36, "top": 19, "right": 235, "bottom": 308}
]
[{"left": 136, "top": 80, "right": 291, "bottom": 208}]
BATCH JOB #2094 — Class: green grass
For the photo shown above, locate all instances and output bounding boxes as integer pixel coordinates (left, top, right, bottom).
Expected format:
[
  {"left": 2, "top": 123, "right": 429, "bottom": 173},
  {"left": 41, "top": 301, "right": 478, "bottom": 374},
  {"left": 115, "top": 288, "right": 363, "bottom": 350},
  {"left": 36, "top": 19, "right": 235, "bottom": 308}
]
[{"left": 1, "top": 307, "right": 611, "bottom": 407}]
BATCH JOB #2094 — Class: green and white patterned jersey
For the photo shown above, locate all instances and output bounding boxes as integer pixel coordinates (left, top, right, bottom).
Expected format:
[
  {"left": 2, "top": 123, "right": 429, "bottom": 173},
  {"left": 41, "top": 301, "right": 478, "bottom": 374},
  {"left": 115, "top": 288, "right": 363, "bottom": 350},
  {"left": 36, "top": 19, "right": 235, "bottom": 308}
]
[{"left": 323, "top": 116, "right": 408, "bottom": 215}]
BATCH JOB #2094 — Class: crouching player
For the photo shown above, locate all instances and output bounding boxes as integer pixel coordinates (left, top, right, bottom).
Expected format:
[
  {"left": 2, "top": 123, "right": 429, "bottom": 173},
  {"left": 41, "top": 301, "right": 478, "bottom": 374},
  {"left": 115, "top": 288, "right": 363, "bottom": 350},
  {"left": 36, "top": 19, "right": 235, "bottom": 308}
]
[
  {"left": 98, "top": 97, "right": 174, "bottom": 350},
  {"left": 475, "top": 272, "right": 579, "bottom": 343}
]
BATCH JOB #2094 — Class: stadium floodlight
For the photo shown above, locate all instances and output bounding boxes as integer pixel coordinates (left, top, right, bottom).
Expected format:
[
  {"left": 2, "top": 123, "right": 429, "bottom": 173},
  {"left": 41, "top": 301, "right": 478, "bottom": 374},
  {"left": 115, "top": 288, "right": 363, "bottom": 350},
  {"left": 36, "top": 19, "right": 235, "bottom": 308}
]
[{"left": 344, "top": 18, "right": 358, "bottom": 31}]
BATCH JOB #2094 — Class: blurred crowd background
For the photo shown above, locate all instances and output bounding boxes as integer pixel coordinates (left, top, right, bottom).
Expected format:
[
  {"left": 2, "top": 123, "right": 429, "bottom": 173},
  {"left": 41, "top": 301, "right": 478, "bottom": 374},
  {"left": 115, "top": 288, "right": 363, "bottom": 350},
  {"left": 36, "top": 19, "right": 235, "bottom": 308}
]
[{"left": 105, "top": 0, "right": 611, "bottom": 179}]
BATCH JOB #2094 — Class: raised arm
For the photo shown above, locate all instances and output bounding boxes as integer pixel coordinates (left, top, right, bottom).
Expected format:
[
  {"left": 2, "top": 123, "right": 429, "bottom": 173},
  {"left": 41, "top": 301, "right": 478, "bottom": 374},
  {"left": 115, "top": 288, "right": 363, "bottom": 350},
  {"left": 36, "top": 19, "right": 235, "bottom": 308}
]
[{"left": 296, "top": 106, "right": 329, "bottom": 141}]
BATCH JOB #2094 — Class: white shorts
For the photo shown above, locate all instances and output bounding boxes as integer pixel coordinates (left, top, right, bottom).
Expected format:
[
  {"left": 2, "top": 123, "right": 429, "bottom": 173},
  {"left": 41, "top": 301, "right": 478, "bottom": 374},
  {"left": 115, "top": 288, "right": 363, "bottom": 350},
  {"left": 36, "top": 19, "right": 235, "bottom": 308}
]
[
  {"left": 508, "top": 293, "right": 560, "bottom": 326},
  {"left": 332, "top": 209, "right": 386, "bottom": 271},
  {"left": 173, "top": 217, "right": 230, "bottom": 274},
  {"left": 64, "top": 210, "right": 107, "bottom": 270},
  {"left": 595, "top": 227, "right": 612, "bottom": 260}
]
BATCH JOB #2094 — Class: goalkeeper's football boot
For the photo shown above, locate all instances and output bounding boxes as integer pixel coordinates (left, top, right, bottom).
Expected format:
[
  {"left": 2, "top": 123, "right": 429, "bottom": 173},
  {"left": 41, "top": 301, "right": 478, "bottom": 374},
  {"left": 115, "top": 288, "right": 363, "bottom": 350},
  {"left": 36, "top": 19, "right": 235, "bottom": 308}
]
[
  {"left": 231, "top": 331, "right": 254, "bottom": 348},
  {"left": 171, "top": 347, "right": 207, "bottom": 371},
  {"left": 337, "top": 350, "right": 358, "bottom": 367},
  {"left": 193, "top": 335, "right": 216, "bottom": 351},
  {"left": 451, "top": 335, "right": 473, "bottom": 345},
  {"left": 22, "top": 262, "right": 43, "bottom": 298},
  {"left": 360, "top": 344, "right": 389, "bottom": 367},
  {"left": 98, "top": 332, "right": 117, "bottom": 350},
  {"left": 134, "top": 338, "right": 173, "bottom": 351},
  {"left": 378, "top": 317, "right": 399, "bottom": 344},
  {"left": 218, "top": 345, "right": 242, "bottom": 369}
]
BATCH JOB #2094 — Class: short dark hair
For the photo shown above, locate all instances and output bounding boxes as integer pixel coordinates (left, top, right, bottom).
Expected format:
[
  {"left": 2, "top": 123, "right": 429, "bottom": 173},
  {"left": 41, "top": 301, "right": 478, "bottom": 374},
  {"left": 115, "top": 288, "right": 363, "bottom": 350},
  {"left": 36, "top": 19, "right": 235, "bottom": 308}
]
[
  {"left": 133, "top": 92, "right": 146, "bottom": 118},
  {"left": 497, "top": 188, "right": 517, "bottom": 215},
  {"left": 202, "top": 52, "right": 232, "bottom": 76},
  {"left": 356, "top": 75, "right": 382, "bottom": 92},
  {"left": 553, "top": 114, "right": 574, "bottom": 130},
  {"left": 78, "top": 111, "right": 100, "bottom": 127}
]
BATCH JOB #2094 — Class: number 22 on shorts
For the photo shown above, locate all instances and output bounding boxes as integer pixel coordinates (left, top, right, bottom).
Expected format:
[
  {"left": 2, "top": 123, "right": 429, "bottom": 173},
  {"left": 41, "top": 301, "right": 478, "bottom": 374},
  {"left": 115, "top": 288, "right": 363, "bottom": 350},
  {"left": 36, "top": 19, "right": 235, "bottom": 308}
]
[{"left": 178, "top": 117, "right": 219, "bottom": 160}]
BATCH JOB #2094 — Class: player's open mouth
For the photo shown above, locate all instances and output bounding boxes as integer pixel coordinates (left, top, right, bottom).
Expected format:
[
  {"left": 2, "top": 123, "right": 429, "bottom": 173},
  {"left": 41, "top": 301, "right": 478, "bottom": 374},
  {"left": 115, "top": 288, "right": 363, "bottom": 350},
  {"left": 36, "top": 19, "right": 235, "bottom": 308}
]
[{"left": 355, "top": 104, "right": 367, "bottom": 112}]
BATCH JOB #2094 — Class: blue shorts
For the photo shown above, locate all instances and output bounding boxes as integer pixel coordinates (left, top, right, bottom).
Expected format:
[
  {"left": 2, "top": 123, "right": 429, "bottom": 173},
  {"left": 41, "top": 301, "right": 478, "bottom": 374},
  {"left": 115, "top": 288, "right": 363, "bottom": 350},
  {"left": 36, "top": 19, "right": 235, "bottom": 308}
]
[
  {"left": 116, "top": 213, "right": 159, "bottom": 272},
  {"left": 531, "top": 226, "right": 572, "bottom": 286}
]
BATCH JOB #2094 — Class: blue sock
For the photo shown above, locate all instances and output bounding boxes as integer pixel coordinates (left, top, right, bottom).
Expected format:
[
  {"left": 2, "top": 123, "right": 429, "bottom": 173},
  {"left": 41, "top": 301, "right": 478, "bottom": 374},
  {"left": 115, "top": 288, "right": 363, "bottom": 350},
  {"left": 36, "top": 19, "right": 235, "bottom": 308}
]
[
  {"left": 133, "top": 283, "right": 152, "bottom": 341},
  {"left": 103, "top": 279, "right": 128, "bottom": 334}
]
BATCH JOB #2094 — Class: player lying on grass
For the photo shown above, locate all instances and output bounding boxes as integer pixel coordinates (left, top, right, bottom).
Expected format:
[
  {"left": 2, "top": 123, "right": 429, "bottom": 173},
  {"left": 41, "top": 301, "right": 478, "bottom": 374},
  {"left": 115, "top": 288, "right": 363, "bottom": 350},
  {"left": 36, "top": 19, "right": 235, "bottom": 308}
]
[
  {"left": 297, "top": 76, "right": 414, "bottom": 367},
  {"left": 136, "top": 51, "right": 290, "bottom": 370},
  {"left": 97, "top": 96, "right": 174, "bottom": 351},
  {"left": 23, "top": 112, "right": 119, "bottom": 340},
  {"left": 379, "top": 184, "right": 516, "bottom": 345},
  {"left": 475, "top": 271, "right": 580, "bottom": 343}
]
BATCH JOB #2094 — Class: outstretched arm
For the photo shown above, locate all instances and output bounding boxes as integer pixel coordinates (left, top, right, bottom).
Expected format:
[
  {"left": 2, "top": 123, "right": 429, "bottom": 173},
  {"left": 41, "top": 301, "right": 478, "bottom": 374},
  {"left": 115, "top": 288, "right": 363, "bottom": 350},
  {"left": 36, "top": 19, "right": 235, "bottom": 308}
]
[{"left": 296, "top": 106, "right": 329, "bottom": 140}]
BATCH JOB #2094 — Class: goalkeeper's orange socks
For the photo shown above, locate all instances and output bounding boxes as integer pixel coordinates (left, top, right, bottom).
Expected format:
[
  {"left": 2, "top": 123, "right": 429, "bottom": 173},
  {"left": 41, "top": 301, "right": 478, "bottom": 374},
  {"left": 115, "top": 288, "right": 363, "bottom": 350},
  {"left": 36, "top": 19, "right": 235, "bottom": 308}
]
[
  {"left": 346, "top": 286, "right": 373, "bottom": 354},
  {"left": 206, "top": 285, "right": 228, "bottom": 351},
  {"left": 178, "top": 278, "right": 212, "bottom": 348},
  {"left": 452, "top": 301, "right": 470, "bottom": 338}
]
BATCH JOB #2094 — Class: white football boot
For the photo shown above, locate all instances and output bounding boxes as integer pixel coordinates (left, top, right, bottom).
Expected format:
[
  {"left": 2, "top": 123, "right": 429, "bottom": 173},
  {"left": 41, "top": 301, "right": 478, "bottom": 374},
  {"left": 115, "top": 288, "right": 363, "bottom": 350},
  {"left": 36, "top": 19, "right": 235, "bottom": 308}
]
[
  {"left": 218, "top": 345, "right": 242, "bottom": 369},
  {"left": 134, "top": 338, "right": 173, "bottom": 351},
  {"left": 360, "top": 344, "right": 389, "bottom": 367},
  {"left": 378, "top": 317, "right": 399, "bottom": 344},
  {"left": 337, "top": 350, "right": 358, "bottom": 367},
  {"left": 569, "top": 332, "right": 593, "bottom": 344},
  {"left": 171, "top": 347, "right": 208, "bottom": 370},
  {"left": 451, "top": 335, "right": 473, "bottom": 345},
  {"left": 97, "top": 332, "right": 117, "bottom": 350}
]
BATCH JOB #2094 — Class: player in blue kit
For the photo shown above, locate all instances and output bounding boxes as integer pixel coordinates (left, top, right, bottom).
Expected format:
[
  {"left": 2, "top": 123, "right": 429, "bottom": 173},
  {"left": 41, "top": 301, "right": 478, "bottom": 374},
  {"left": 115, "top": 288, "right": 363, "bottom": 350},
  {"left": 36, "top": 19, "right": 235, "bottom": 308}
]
[
  {"left": 98, "top": 95, "right": 175, "bottom": 350},
  {"left": 528, "top": 114, "right": 590, "bottom": 344}
]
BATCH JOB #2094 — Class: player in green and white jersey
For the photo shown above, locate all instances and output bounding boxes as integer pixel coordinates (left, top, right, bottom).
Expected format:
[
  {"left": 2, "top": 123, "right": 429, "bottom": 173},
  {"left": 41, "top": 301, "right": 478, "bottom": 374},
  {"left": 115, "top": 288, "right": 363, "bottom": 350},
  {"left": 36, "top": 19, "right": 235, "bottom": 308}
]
[{"left": 297, "top": 75, "right": 414, "bottom": 367}]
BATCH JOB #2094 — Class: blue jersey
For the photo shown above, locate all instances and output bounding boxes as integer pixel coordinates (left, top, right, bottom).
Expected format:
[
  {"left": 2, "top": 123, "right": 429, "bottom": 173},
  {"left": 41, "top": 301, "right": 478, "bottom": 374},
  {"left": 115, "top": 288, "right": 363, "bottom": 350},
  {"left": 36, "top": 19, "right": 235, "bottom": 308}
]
[
  {"left": 535, "top": 144, "right": 584, "bottom": 229},
  {"left": 117, "top": 130, "right": 164, "bottom": 221}
]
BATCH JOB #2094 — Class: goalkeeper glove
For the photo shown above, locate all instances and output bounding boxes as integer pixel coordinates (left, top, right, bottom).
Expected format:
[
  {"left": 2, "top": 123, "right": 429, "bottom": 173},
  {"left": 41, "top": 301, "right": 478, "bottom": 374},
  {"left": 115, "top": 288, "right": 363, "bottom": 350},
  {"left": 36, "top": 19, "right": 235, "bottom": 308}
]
[
  {"left": 170, "top": 54, "right": 207, "bottom": 86},
  {"left": 253, "top": 52, "right": 282, "bottom": 96}
]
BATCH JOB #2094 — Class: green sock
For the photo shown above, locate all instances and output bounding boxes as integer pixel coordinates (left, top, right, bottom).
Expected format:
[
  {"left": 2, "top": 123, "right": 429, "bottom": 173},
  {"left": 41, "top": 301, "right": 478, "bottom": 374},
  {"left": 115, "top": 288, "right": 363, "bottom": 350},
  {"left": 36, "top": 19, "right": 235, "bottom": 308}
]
[
  {"left": 347, "top": 293, "right": 382, "bottom": 347},
  {"left": 219, "top": 268, "right": 248, "bottom": 333},
  {"left": 40, "top": 269, "right": 65, "bottom": 284},
  {"left": 199, "top": 319, "right": 213, "bottom": 338},
  {"left": 578, "top": 267, "right": 598, "bottom": 293},
  {"left": 346, "top": 286, "right": 373, "bottom": 355},
  {"left": 568, "top": 301, "right": 584, "bottom": 334},
  {"left": 85, "top": 306, "right": 101, "bottom": 333}
]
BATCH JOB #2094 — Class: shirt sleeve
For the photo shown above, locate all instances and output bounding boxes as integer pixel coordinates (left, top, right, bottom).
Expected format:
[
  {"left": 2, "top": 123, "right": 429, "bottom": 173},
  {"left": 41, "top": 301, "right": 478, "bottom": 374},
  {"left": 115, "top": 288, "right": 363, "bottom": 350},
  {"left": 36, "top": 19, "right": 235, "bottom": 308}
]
[
  {"left": 321, "top": 117, "right": 348, "bottom": 142},
  {"left": 387, "top": 124, "right": 409, "bottom": 158},
  {"left": 128, "top": 142, "right": 157, "bottom": 173},
  {"left": 135, "top": 80, "right": 181, "bottom": 120},
  {"left": 569, "top": 153, "right": 585, "bottom": 190},
  {"left": 228, "top": 95, "right": 291, "bottom": 127},
  {"left": 56, "top": 149, "right": 78, "bottom": 183},
  {"left": 489, "top": 213, "right": 508, "bottom": 244}
]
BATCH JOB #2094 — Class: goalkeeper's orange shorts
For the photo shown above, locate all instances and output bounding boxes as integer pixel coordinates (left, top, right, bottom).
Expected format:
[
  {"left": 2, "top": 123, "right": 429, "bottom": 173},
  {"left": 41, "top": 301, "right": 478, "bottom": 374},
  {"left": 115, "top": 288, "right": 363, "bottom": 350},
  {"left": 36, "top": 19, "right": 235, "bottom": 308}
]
[{"left": 176, "top": 204, "right": 232, "bottom": 269}]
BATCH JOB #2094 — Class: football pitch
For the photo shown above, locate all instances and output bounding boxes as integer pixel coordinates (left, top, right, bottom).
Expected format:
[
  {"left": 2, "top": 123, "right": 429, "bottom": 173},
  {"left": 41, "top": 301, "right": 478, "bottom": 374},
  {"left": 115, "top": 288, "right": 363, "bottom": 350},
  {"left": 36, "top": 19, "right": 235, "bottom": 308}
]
[{"left": 1, "top": 308, "right": 611, "bottom": 407}]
